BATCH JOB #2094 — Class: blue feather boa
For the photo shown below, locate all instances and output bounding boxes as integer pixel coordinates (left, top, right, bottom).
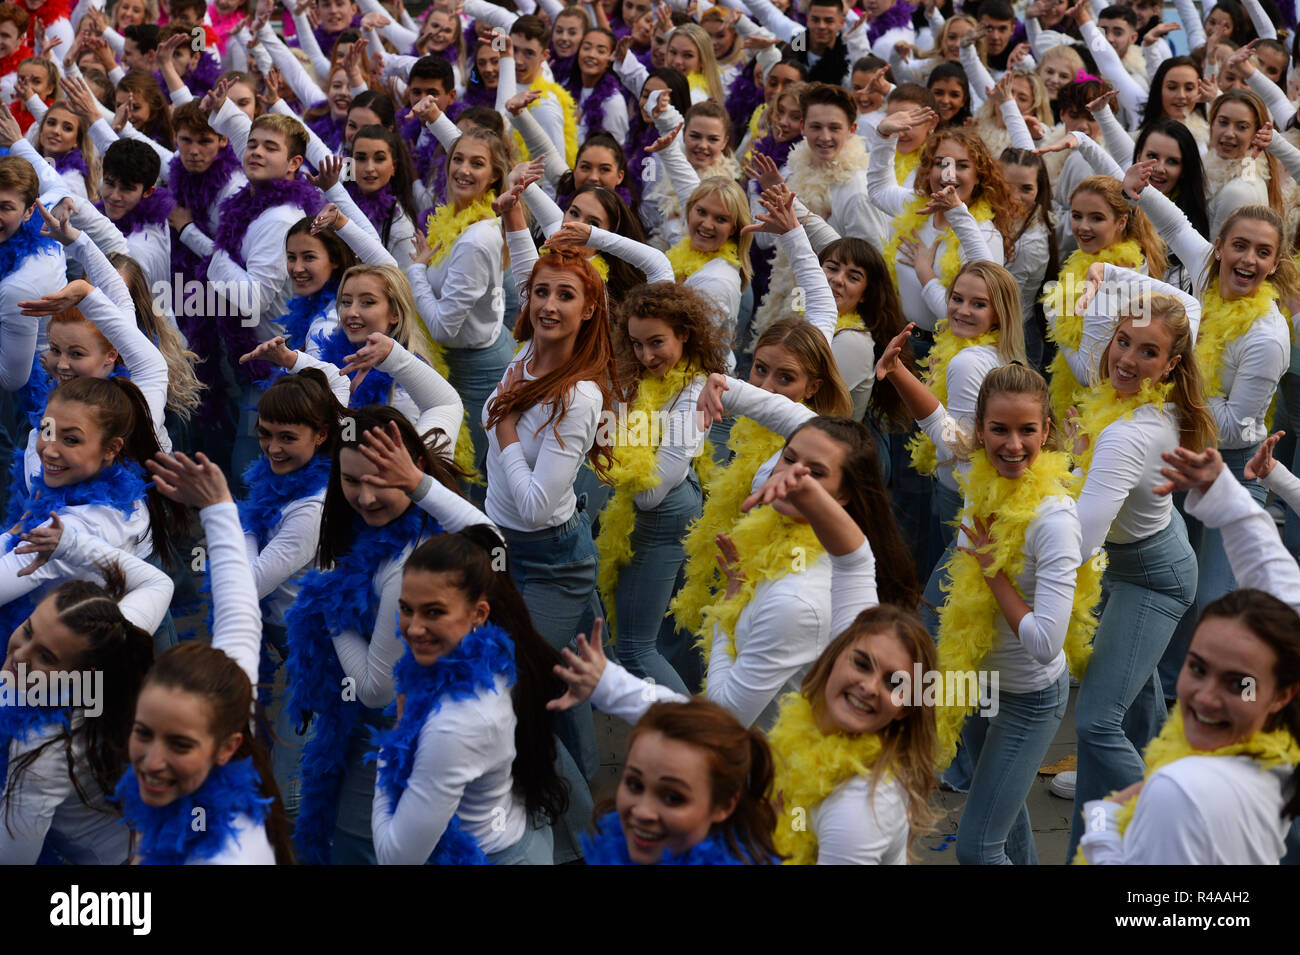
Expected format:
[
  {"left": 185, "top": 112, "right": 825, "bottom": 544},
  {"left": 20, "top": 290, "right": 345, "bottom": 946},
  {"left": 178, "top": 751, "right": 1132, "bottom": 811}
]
[
  {"left": 0, "top": 699, "right": 72, "bottom": 790},
  {"left": 283, "top": 505, "right": 439, "bottom": 864},
  {"left": 115, "top": 758, "right": 273, "bottom": 864},
  {"left": 237, "top": 453, "right": 332, "bottom": 550},
  {"left": 581, "top": 811, "right": 753, "bottom": 865},
  {"left": 0, "top": 214, "right": 61, "bottom": 280},
  {"left": 3, "top": 459, "right": 147, "bottom": 539},
  {"left": 279, "top": 281, "right": 338, "bottom": 351},
  {"left": 368, "top": 623, "right": 516, "bottom": 865},
  {"left": 18, "top": 357, "right": 132, "bottom": 432},
  {"left": 313, "top": 326, "right": 392, "bottom": 408}
]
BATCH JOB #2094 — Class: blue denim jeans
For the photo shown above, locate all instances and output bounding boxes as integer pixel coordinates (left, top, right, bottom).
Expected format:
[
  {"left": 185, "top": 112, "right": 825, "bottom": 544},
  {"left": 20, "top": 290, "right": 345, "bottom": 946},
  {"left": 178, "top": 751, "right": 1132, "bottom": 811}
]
[
  {"left": 487, "top": 817, "right": 555, "bottom": 865},
  {"left": 264, "top": 621, "right": 306, "bottom": 818},
  {"left": 1068, "top": 516, "right": 1197, "bottom": 859},
  {"left": 328, "top": 707, "right": 392, "bottom": 865},
  {"left": 444, "top": 329, "right": 516, "bottom": 508},
  {"left": 1159, "top": 444, "right": 1266, "bottom": 697},
  {"left": 613, "top": 475, "right": 701, "bottom": 695},
  {"left": 920, "top": 481, "right": 963, "bottom": 639},
  {"left": 956, "top": 671, "right": 1069, "bottom": 865}
]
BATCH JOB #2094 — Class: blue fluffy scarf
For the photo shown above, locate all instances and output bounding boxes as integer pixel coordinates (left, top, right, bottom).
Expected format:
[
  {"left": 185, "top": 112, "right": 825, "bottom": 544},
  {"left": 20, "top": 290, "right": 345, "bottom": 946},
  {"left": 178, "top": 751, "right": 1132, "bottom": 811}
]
[
  {"left": 115, "top": 759, "right": 273, "bottom": 864},
  {"left": 284, "top": 505, "right": 438, "bottom": 864},
  {"left": 581, "top": 811, "right": 753, "bottom": 865},
  {"left": 0, "top": 699, "right": 72, "bottom": 790},
  {"left": 280, "top": 281, "right": 338, "bottom": 351},
  {"left": 368, "top": 623, "right": 517, "bottom": 865},
  {"left": 95, "top": 186, "right": 175, "bottom": 237},
  {"left": 3, "top": 459, "right": 147, "bottom": 538},
  {"left": 0, "top": 213, "right": 61, "bottom": 281},
  {"left": 313, "top": 326, "right": 391, "bottom": 408},
  {"left": 237, "top": 453, "right": 332, "bottom": 549}
]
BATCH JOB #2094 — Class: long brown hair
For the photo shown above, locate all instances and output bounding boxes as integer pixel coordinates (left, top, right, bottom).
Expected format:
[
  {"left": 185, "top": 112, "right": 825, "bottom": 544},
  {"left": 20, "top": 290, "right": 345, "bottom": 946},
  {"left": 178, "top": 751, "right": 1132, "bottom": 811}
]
[
  {"left": 1070, "top": 175, "right": 1168, "bottom": 278},
  {"left": 144, "top": 643, "right": 295, "bottom": 864},
  {"left": 1209, "top": 90, "right": 1282, "bottom": 210},
  {"left": 1210, "top": 205, "right": 1300, "bottom": 302},
  {"left": 624, "top": 700, "right": 779, "bottom": 863},
  {"left": 753, "top": 318, "right": 852, "bottom": 418},
  {"left": 914, "top": 128, "right": 1020, "bottom": 260},
  {"left": 486, "top": 250, "right": 620, "bottom": 478},
  {"left": 799, "top": 604, "right": 941, "bottom": 856}
]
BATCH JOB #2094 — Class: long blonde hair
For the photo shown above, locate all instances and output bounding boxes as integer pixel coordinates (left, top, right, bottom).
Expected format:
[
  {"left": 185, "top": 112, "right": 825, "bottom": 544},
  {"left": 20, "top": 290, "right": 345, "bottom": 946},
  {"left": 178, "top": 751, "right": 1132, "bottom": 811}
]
[
  {"left": 670, "top": 23, "right": 726, "bottom": 105},
  {"left": 1210, "top": 90, "right": 1282, "bottom": 210},
  {"left": 1207, "top": 204, "right": 1300, "bottom": 302},
  {"left": 37, "top": 103, "right": 100, "bottom": 201},
  {"left": 954, "top": 362, "right": 1063, "bottom": 459},
  {"left": 338, "top": 264, "right": 433, "bottom": 363},
  {"left": 753, "top": 317, "right": 852, "bottom": 417},
  {"left": 1070, "top": 176, "right": 1169, "bottom": 278},
  {"left": 948, "top": 260, "right": 1027, "bottom": 366},
  {"left": 685, "top": 175, "right": 753, "bottom": 288}
]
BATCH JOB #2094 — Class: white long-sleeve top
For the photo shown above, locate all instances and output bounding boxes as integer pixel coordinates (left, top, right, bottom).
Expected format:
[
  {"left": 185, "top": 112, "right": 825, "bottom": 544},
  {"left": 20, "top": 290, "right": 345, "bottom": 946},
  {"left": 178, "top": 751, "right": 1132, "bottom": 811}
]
[
  {"left": 0, "top": 237, "right": 67, "bottom": 391},
  {"left": 716, "top": 375, "right": 818, "bottom": 492},
  {"left": 241, "top": 466, "right": 327, "bottom": 630},
  {"left": 921, "top": 344, "right": 1004, "bottom": 493},
  {"left": 331, "top": 482, "right": 496, "bottom": 709},
  {"left": 919, "top": 406, "right": 1082, "bottom": 693},
  {"left": 404, "top": 218, "right": 506, "bottom": 349},
  {"left": 1260, "top": 461, "right": 1300, "bottom": 516},
  {"left": 578, "top": 84, "right": 629, "bottom": 145},
  {"left": 1081, "top": 19, "right": 1148, "bottom": 124},
  {"left": 483, "top": 346, "right": 603, "bottom": 533},
  {"left": 1137, "top": 185, "right": 1291, "bottom": 449},
  {"left": 0, "top": 524, "right": 172, "bottom": 865},
  {"left": 371, "top": 338, "right": 465, "bottom": 448},
  {"left": 1072, "top": 263, "right": 1202, "bottom": 380}
]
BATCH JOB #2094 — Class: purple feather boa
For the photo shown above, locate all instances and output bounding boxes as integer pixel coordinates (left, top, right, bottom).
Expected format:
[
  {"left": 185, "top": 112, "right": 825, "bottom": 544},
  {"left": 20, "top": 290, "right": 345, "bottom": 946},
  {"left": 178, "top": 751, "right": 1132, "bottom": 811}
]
[
  {"left": 95, "top": 187, "right": 174, "bottom": 236},
  {"left": 571, "top": 69, "right": 622, "bottom": 138},
  {"left": 187, "top": 54, "right": 222, "bottom": 95},
  {"left": 866, "top": 0, "right": 915, "bottom": 44},
  {"left": 313, "top": 12, "right": 363, "bottom": 58},
  {"left": 167, "top": 144, "right": 242, "bottom": 227},
  {"left": 306, "top": 102, "right": 347, "bottom": 153},
  {"left": 751, "top": 131, "right": 796, "bottom": 169},
  {"left": 451, "top": 80, "right": 495, "bottom": 116},
  {"left": 725, "top": 68, "right": 766, "bottom": 147},
  {"left": 214, "top": 177, "right": 324, "bottom": 266},
  {"left": 632, "top": 43, "right": 653, "bottom": 72},
  {"left": 345, "top": 181, "right": 398, "bottom": 233},
  {"left": 625, "top": 119, "right": 658, "bottom": 194},
  {"left": 52, "top": 149, "right": 88, "bottom": 180}
]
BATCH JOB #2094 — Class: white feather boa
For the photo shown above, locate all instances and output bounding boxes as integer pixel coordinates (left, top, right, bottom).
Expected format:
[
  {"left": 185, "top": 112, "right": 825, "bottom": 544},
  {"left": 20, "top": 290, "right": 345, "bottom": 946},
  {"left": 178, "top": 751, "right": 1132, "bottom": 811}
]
[{"left": 751, "top": 136, "right": 871, "bottom": 341}]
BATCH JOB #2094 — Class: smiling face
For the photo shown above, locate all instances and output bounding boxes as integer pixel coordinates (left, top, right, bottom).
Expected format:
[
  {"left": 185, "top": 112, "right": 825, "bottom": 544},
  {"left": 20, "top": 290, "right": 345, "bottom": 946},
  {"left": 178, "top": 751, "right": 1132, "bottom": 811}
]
[
  {"left": 344, "top": 106, "right": 382, "bottom": 150},
  {"left": 46, "top": 322, "right": 117, "bottom": 382},
  {"left": 130, "top": 684, "right": 241, "bottom": 808},
  {"left": 286, "top": 230, "right": 335, "bottom": 297},
  {"left": 1178, "top": 617, "right": 1298, "bottom": 751},
  {"left": 529, "top": 261, "right": 594, "bottom": 350},
  {"left": 574, "top": 144, "right": 624, "bottom": 191},
  {"left": 244, "top": 127, "right": 303, "bottom": 182},
  {"left": 850, "top": 71, "right": 881, "bottom": 115},
  {"left": 0, "top": 20, "right": 21, "bottom": 60},
  {"left": 683, "top": 114, "right": 727, "bottom": 169},
  {"left": 553, "top": 15, "right": 586, "bottom": 59},
  {"left": 0, "top": 187, "right": 32, "bottom": 242},
  {"left": 750, "top": 343, "right": 819, "bottom": 403},
  {"left": 340, "top": 445, "right": 413, "bottom": 525},
  {"left": 35, "top": 399, "right": 123, "bottom": 487},
  {"left": 764, "top": 62, "right": 802, "bottom": 108},
  {"left": 317, "top": 0, "right": 358, "bottom": 32},
  {"left": 351, "top": 134, "right": 396, "bottom": 195},
  {"left": 978, "top": 392, "right": 1048, "bottom": 479},
  {"left": 686, "top": 191, "right": 735, "bottom": 252},
  {"left": 1001, "top": 161, "right": 1038, "bottom": 211},
  {"left": 769, "top": 426, "right": 848, "bottom": 519},
  {"left": 627, "top": 314, "right": 686, "bottom": 377},
  {"left": 421, "top": 9, "right": 456, "bottom": 52},
  {"left": 822, "top": 252, "right": 867, "bottom": 314},
  {"left": 702, "top": 16, "right": 735, "bottom": 58},
  {"left": 666, "top": 34, "right": 701, "bottom": 74},
  {"left": 175, "top": 125, "right": 227, "bottom": 174},
  {"left": 5, "top": 596, "right": 85, "bottom": 682},
  {"left": 771, "top": 94, "right": 803, "bottom": 143},
  {"left": 927, "top": 139, "right": 976, "bottom": 202},
  {"left": 474, "top": 44, "right": 501, "bottom": 88},
  {"left": 1160, "top": 65, "right": 1198, "bottom": 120},
  {"left": 578, "top": 32, "right": 614, "bottom": 83},
  {"left": 943, "top": 19, "right": 971, "bottom": 60},
  {"left": 1211, "top": 100, "right": 1258, "bottom": 160},
  {"left": 616, "top": 731, "right": 734, "bottom": 864},
  {"left": 929, "top": 77, "right": 966, "bottom": 122},
  {"left": 638, "top": 76, "right": 669, "bottom": 123},
  {"left": 326, "top": 69, "right": 352, "bottom": 118},
  {"left": 337, "top": 273, "right": 397, "bottom": 344},
  {"left": 1106, "top": 316, "right": 1179, "bottom": 394},
  {"left": 1098, "top": 16, "right": 1137, "bottom": 59},
  {"left": 1038, "top": 56, "right": 1075, "bottom": 97},
  {"left": 946, "top": 272, "right": 998, "bottom": 338},
  {"left": 39, "top": 106, "right": 79, "bottom": 157},
  {"left": 513, "top": 34, "right": 545, "bottom": 84},
  {"left": 803, "top": 103, "right": 855, "bottom": 163},
  {"left": 100, "top": 174, "right": 147, "bottom": 221},
  {"left": 398, "top": 568, "right": 489, "bottom": 666},
  {"left": 257, "top": 417, "right": 327, "bottom": 474},
  {"left": 114, "top": 0, "right": 148, "bottom": 29},
  {"left": 819, "top": 630, "right": 913, "bottom": 734},
  {"left": 1139, "top": 131, "right": 1182, "bottom": 193},
  {"left": 564, "top": 190, "right": 612, "bottom": 231},
  {"left": 1010, "top": 76, "right": 1033, "bottom": 115},
  {"left": 1205, "top": 6, "right": 1235, "bottom": 37},
  {"left": 448, "top": 137, "right": 495, "bottom": 204},
  {"left": 407, "top": 75, "right": 452, "bottom": 112},
  {"left": 805, "top": 3, "right": 844, "bottom": 52},
  {"left": 1070, "top": 190, "right": 1126, "bottom": 254},
  {"left": 1215, "top": 217, "right": 1281, "bottom": 299}
]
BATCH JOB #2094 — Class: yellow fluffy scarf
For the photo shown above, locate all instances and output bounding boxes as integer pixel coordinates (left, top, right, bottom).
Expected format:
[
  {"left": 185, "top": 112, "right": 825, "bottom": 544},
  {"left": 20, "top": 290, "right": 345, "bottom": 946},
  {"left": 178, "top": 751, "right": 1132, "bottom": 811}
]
[
  {"left": 1196, "top": 281, "right": 1279, "bottom": 398},
  {"left": 423, "top": 194, "right": 497, "bottom": 265},
  {"left": 1073, "top": 704, "right": 1300, "bottom": 864},
  {"left": 934, "top": 450, "right": 1102, "bottom": 768},
  {"left": 769, "top": 693, "right": 886, "bottom": 865},
  {"left": 836, "top": 311, "right": 864, "bottom": 333},
  {"left": 666, "top": 238, "right": 740, "bottom": 281},
  {"left": 883, "top": 195, "right": 996, "bottom": 293},
  {"left": 752, "top": 137, "right": 872, "bottom": 339},
  {"left": 595, "top": 364, "right": 698, "bottom": 635},
  {"left": 696, "top": 502, "right": 824, "bottom": 663},
  {"left": 905, "top": 324, "right": 999, "bottom": 476},
  {"left": 895, "top": 146, "right": 921, "bottom": 185},
  {"left": 411, "top": 328, "right": 482, "bottom": 484},
  {"left": 671, "top": 417, "right": 786, "bottom": 637},
  {"left": 511, "top": 75, "right": 579, "bottom": 167},
  {"left": 1043, "top": 241, "right": 1144, "bottom": 420},
  {"left": 686, "top": 71, "right": 709, "bottom": 97},
  {"left": 1070, "top": 378, "right": 1173, "bottom": 488}
]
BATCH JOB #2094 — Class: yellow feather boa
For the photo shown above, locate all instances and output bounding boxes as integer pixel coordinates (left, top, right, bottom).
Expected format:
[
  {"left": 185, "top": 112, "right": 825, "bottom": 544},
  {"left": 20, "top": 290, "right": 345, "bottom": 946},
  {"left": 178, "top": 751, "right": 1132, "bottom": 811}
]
[
  {"left": 670, "top": 417, "right": 786, "bottom": 636},
  {"left": 666, "top": 238, "right": 740, "bottom": 281},
  {"left": 883, "top": 196, "right": 995, "bottom": 293},
  {"left": 1073, "top": 704, "right": 1300, "bottom": 864},
  {"left": 895, "top": 147, "right": 921, "bottom": 185},
  {"left": 410, "top": 328, "right": 483, "bottom": 484},
  {"left": 423, "top": 194, "right": 498, "bottom": 266},
  {"left": 686, "top": 71, "right": 709, "bottom": 97},
  {"left": 835, "top": 311, "right": 864, "bottom": 333},
  {"left": 1043, "top": 242, "right": 1144, "bottom": 420},
  {"left": 905, "top": 324, "right": 999, "bottom": 476},
  {"left": 510, "top": 75, "right": 579, "bottom": 167},
  {"left": 1196, "top": 281, "right": 1279, "bottom": 398},
  {"left": 1070, "top": 378, "right": 1173, "bottom": 489},
  {"left": 769, "top": 693, "right": 885, "bottom": 865},
  {"left": 934, "top": 450, "right": 1102, "bottom": 768},
  {"left": 696, "top": 502, "right": 824, "bottom": 663},
  {"left": 594, "top": 364, "right": 699, "bottom": 636}
]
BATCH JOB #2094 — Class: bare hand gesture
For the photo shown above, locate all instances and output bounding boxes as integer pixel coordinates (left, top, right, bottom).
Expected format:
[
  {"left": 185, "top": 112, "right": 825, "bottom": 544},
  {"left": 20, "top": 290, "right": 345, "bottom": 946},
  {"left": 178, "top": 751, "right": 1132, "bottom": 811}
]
[
  {"left": 1153, "top": 446, "right": 1225, "bottom": 496},
  {"left": 311, "top": 202, "right": 350, "bottom": 233},
  {"left": 541, "top": 220, "right": 593, "bottom": 251},
  {"left": 307, "top": 154, "right": 345, "bottom": 192},
  {"left": 14, "top": 512, "right": 64, "bottom": 577},
  {"left": 875, "top": 323, "right": 915, "bottom": 380},
  {"left": 547, "top": 620, "right": 607, "bottom": 711},
  {"left": 147, "top": 451, "right": 235, "bottom": 508},
  {"left": 238, "top": 335, "right": 299, "bottom": 369},
  {"left": 340, "top": 331, "right": 396, "bottom": 377},
  {"left": 359, "top": 419, "right": 424, "bottom": 492},
  {"left": 1244, "top": 431, "right": 1284, "bottom": 480}
]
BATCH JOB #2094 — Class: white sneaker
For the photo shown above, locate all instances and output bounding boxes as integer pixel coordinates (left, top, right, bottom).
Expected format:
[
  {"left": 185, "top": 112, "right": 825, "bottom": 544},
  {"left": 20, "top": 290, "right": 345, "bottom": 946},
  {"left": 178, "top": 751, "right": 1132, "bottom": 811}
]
[{"left": 1049, "top": 770, "right": 1076, "bottom": 799}]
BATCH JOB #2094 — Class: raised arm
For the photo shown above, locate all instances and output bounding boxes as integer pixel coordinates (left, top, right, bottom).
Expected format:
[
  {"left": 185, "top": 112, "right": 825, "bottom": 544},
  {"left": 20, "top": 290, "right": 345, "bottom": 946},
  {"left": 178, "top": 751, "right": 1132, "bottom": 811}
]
[
  {"left": 203, "top": 500, "right": 263, "bottom": 688},
  {"left": 1079, "top": 18, "right": 1149, "bottom": 120}
]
